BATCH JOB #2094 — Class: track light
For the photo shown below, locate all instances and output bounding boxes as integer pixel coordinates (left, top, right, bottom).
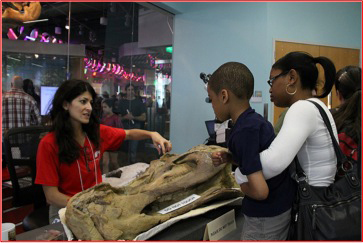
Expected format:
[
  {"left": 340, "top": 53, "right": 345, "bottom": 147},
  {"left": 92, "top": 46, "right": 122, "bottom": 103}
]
[
  {"left": 55, "top": 27, "right": 61, "bottom": 35},
  {"left": 100, "top": 17, "right": 107, "bottom": 25}
]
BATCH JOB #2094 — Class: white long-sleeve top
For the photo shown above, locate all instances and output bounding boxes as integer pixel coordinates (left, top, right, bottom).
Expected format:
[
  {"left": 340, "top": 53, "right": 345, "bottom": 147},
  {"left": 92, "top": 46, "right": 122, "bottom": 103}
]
[{"left": 235, "top": 98, "right": 337, "bottom": 187}]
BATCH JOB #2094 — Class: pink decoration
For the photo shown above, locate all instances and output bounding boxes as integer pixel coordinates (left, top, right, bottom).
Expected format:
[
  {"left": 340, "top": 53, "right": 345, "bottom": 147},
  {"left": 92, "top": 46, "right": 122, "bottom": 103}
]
[
  {"left": 30, "top": 29, "right": 39, "bottom": 39},
  {"left": 91, "top": 59, "right": 97, "bottom": 69},
  {"left": 7, "top": 28, "right": 18, "bottom": 40},
  {"left": 115, "top": 64, "right": 121, "bottom": 74},
  {"left": 99, "top": 63, "right": 107, "bottom": 73},
  {"left": 112, "top": 64, "right": 117, "bottom": 73},
  {"left": 24, "top": 36, "right": 35, "bottom": 41},
  {"left": 106, "top": 63, "right": 112, "bottom": 73},
  {"left": 8, "top": 27, "right": 64, "bottom": 44}
]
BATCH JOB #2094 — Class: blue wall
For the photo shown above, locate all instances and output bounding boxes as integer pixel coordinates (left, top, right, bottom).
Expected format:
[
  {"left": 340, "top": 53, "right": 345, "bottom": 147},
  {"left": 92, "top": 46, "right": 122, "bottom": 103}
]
[{"left": 160, "top": 2, "right": 361, "bottom": 153}]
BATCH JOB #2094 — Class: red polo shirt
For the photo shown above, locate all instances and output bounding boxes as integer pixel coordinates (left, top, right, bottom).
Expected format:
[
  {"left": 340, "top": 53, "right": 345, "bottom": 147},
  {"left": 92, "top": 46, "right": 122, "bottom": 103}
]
[{"left": 35, "top": 125, "right": 126, "bottom": 197}]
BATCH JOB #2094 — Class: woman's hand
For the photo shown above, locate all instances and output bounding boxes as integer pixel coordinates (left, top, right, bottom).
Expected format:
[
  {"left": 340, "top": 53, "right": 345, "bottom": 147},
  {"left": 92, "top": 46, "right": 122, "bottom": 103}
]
[
  {"left": 211, "top": 151, "right": 232, "bottom": 167},
  {"left": 150, "top": 132, "right": 172, "bottom": 154}
]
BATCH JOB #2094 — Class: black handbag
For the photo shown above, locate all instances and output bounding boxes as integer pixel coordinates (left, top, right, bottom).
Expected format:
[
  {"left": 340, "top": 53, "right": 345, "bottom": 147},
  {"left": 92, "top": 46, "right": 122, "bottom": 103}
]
[{"left": 288, "top": 100, "right": 361, "bottom": 240}]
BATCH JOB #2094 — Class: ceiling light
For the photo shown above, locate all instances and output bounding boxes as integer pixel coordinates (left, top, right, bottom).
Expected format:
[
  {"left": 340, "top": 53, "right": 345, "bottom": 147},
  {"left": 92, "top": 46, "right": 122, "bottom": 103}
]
[
  {"left": 34, "top": 54, "right": 39, "bottom": 58},
  {"left": 31, "top": 63, "right": 43, "bottom": 68},
  {"left": 23, "top": 19, "right": 49, "bottom": 24},
  {"left": 7, "top": 56, "right": 21, "bottom": 62},
  {"left": 55, "top": 27, "right": 62, "bottom": 35},
  {"left": 100, "top": 17, "right": 107, "bottom": 26},
  {"left": 65, "top": 25, "right": 69, "bottom": 30}
]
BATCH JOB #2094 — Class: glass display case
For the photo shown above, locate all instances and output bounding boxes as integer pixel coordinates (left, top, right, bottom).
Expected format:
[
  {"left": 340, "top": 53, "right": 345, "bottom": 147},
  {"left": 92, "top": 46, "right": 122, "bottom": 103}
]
[{"left": 2, "top": 2, "right": 174, "bottom": 168}]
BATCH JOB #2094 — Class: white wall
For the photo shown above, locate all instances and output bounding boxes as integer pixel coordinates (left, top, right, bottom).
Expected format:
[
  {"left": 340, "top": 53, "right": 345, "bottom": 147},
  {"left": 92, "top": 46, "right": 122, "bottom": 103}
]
[{"left": 160, "top": 2, "right": 361, "bottom": 153}]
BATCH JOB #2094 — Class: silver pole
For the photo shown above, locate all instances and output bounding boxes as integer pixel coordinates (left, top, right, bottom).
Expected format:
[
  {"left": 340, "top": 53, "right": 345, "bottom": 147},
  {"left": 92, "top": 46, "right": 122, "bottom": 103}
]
[{"left": 67, "top": 2, "right": 71, "bottom": 78}]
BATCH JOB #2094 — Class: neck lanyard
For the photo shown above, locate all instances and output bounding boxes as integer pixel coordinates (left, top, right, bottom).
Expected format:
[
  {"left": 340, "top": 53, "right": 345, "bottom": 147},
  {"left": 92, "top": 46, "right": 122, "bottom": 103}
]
[{"left": 76, "top": 135, "right": 98, "bottom": 191}]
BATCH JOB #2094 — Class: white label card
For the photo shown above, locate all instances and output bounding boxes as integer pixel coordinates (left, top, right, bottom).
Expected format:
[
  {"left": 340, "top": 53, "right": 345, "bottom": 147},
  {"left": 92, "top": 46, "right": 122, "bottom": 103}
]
[
  {"left": 203, "top": 209, "right": 236, "bottom": 241},
  {"left": 158, "top": 194, "right": 201, "bottom": 214}
]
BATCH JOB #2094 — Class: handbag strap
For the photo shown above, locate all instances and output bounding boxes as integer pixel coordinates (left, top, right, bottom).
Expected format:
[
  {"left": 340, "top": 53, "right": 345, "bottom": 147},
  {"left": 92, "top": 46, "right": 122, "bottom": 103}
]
[
  {"left": 307, "top": 100, "right": 345, "bottom": 162},
  {"left": 294, "top": 100, "right": 346, "bottom": 178}
]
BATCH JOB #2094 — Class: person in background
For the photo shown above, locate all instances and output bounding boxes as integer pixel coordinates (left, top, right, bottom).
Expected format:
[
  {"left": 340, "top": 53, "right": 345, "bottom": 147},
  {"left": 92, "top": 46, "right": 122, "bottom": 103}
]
[
  {"left": 23, "top": 78, "right": 40, "bottom": 109},
  {"left": 234, "top": 52, "right": 338, "bottom": 216},
  {"left": 273, "top": 108, "right": 288, "bottom": 135},
  {"left": 145, "top": 85, "right": 156, "bottom": 108},
  {"left": 117, "top": 84, "right": 147, "bottom": 163},
  {"left": 93, "top": 95, "right": 103, "bottom": 121},
  {"left": 209, "top": 62, "right": 295, "bottom": 240},
  {"left": 102, "top": 91, "right": 110, "bottom": 99},
  {"left": 111, "top": 94, "right": 119, "bottom": 115},
  {"left": 101, "top": 98, "right": 123, "bottom": 173},
  {"left": 332, "top": 66, "right": 361, "bottom": 175},
  {"left": 2, "top": 76, "right": 41, "bottom": 136},
  {"left": 35, "top": 79, "right": 171, "bottom": 223}
]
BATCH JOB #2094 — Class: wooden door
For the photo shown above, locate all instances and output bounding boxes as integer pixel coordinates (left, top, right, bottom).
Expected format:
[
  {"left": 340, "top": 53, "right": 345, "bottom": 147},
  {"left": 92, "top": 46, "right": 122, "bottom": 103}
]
[{"left": 273, "top": 41, "right": 360, "bottom": 125}]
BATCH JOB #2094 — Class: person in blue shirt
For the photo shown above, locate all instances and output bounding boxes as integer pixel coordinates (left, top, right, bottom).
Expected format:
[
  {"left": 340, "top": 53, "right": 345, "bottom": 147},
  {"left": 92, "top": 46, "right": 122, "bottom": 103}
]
[{"left": 208, "top": 62, "right": 296, "bottom": 240}]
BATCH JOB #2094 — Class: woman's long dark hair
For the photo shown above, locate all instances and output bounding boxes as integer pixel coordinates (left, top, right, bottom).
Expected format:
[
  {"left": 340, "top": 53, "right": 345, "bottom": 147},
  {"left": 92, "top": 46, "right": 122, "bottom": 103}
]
[
  {"left": 333, "top": 66, "right": 361, "bottom": 143},
  {"left": 49, "top": 79, "right": 100, "bottom": 164},
  {"left": 272, "top": 51, "right": 336, "bottom": 98}
]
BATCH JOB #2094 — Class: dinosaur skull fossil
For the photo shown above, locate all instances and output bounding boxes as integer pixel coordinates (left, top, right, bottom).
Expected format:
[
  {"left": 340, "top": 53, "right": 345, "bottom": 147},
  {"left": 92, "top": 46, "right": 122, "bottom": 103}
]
[{"left": 65, "top": 145, "right": 243, "bottom": 240}]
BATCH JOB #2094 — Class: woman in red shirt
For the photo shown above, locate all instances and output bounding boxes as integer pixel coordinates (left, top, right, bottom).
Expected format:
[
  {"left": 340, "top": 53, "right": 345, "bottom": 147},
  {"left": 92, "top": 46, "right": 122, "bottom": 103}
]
[{"left": 35, "top": 79, "right": 172, "bottom": 223}]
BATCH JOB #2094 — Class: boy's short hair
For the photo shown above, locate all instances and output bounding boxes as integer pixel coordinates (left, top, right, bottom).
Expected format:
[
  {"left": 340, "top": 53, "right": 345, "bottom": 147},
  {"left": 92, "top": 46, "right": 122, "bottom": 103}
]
[
  {"left": 102, "top": 98, "right": 114, "bottom": 108},
  {"left": 208, "top": 62, "right": 254, "bottom": 100}
]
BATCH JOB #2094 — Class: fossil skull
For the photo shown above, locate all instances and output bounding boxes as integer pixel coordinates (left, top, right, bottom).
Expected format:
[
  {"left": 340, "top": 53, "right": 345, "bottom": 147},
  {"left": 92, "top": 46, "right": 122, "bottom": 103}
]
[{"left": 65, "top": 145, "right": 243, "bottom": 240}]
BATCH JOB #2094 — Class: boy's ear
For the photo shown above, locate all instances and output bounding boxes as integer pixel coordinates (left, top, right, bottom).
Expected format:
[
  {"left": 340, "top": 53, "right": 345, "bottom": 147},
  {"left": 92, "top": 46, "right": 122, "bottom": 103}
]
[{"left": 220, "top": 89, "right": 229, "bottom": 104}]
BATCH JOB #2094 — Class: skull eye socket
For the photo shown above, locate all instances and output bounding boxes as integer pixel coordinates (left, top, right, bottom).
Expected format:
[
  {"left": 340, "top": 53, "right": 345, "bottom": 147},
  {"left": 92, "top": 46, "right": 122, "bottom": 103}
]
[{"left": 185, "top": 160, "right": 197, "bottom": 168}]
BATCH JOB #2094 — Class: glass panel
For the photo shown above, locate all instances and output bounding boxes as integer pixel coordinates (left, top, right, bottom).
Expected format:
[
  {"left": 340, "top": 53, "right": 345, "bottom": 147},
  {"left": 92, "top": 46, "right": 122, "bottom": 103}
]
[{"left": 2, "top": 2, "right": 173, "bottom": 173}]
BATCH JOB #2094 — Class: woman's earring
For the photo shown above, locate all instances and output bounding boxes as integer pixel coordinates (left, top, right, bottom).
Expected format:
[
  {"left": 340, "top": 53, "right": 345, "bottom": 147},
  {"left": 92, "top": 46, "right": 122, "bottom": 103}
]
[{"left": 286, "top": 84, "right": 297, "bottom": 95}]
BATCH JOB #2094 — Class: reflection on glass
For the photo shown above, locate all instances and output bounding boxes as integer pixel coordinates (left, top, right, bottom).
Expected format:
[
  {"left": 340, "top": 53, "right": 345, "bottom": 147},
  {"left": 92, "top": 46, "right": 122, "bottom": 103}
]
[{"left": 2, "top": 2, "right": 173, "bottom": 170}]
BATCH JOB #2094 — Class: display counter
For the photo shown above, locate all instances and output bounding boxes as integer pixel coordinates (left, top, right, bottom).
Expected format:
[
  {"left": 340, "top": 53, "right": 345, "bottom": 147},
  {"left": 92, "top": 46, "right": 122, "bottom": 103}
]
[{"left": 16, "top": 205, "right": 244, "bottom": 241}]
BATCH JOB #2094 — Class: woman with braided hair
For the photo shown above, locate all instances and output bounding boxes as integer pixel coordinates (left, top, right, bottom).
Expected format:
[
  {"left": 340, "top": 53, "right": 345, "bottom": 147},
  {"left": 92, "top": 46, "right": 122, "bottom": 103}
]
[{"left": 332, "top": 66, "right": 361, "bottom": 176}]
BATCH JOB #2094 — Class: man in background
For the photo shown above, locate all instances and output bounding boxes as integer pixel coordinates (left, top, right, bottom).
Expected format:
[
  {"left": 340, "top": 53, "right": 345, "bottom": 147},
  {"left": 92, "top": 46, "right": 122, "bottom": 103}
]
[
  {"left": 117, "top": 84, "right": 147, "bottom": 164},
  {"left": 2, "top": 76, "right": 41, "bottom": 136}
]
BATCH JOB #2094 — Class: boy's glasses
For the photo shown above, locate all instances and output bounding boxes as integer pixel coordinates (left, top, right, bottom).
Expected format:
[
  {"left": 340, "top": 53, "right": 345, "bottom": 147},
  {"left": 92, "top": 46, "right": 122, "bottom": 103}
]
[{"left": 267, "top": 71, "right": 289, "bottom": 87}]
